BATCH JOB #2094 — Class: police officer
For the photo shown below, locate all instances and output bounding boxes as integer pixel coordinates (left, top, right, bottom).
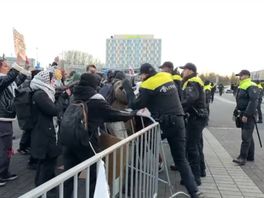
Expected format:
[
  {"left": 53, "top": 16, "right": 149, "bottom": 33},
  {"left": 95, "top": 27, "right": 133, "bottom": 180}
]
[
  {"left": 122, "top": 63, "right": 204, "bottom": 198},
  {"left": 210, "top": 82, "right": 216, "bottom": 102},
  {"left": 233, "top": 70, "right": 258, "bottom": 165},
  {"left": 159, "top": 61, "right": 183, "bottom": 171},
  {"left": 218, "top": 83, "right": 224, "bottom": 96},
  {"left": 204, "top": 80, "right": 212, "bottom": 118},
  {"left": 180, "top": 63, "right": 208, "bottom": 185},
  {"left": 255, "top": 80, "right": 263, "bottom": 123},
  {"left": 159, "top": 61, "right": 183, "bottom": 100}
]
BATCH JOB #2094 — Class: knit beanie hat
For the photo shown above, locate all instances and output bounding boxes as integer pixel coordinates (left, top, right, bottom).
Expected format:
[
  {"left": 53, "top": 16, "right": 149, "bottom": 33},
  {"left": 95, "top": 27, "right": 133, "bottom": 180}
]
[{"left": 79, "top": 73, "right": 98, "bottom": 89}]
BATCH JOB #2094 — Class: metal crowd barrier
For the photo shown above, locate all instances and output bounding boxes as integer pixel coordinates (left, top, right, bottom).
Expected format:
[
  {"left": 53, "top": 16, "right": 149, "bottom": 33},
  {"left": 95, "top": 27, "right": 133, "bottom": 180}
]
[{"left": 19, "top": 122, "right": 161, "bottom": 198}]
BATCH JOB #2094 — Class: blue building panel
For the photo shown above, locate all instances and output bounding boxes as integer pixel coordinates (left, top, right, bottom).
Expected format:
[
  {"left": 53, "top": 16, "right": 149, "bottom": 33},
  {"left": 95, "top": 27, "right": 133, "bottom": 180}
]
[{"left": 106, "top": 37, "right": 161, "bottom": 70}]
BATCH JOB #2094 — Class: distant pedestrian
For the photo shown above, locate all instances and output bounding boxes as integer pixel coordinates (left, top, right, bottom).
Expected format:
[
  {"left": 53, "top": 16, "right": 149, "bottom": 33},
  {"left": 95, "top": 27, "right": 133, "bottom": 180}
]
[
  {"left": 210, "top": 82, "right": 216, "bottom": 102},
  {"left": 204, "top": 80, "right": 212, "bottom": 125},
  {"left": 218, "top": 83, "right": 224, "bottom": 96}
]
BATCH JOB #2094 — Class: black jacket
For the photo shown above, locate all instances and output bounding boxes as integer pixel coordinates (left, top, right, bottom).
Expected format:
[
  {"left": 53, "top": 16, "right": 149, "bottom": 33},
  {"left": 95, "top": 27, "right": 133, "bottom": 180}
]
[
  {"left": 172, "top": 74, "right": 183, "bottom": 101},
  {"left": 235, "top": 80, "right": 258, "bottom": 117},
  {"left": 73, "top": 85, "right": 134, "bottom": 148},
  {"left": 123, "top": 72, "right": 184, "bottom": 119},
  {"left": 31, "top": 90, "right": 65, "bottom": 159},
  {"left": 0, "top": 69, "right": 26, "bottom": 120},
  {"left": 257, "top": 84, "right": 263, "bottom": 102},
  {"left": 181, "top": 73, "right": 207, "bottom": 115}
]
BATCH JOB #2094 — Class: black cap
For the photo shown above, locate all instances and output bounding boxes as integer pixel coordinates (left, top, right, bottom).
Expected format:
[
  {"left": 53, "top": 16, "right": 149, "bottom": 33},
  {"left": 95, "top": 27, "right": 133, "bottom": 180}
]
[
  {"left": 179, "top": 63, "right": 197, "bottom": 73},
  {"left": 140, "top": 63, "right": 156, "bottom": 75},
  {"left": 79, "top": 73, "right": 98, "bottom": 89},
  {"left": 235, "top": 70, "right": 250, "bottom": 77},
  {"left": 159, "top": 61, "right": 174, "bottom": 69}
]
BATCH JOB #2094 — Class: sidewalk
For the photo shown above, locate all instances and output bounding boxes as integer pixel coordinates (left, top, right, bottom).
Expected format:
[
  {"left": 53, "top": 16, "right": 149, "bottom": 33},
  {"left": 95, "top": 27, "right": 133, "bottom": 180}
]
[
  {"left": 158, "top": 128, "right": 264, "bottom": 198},
  {"left": 200, "top": 128, "right": 264, "bottom": 198}
]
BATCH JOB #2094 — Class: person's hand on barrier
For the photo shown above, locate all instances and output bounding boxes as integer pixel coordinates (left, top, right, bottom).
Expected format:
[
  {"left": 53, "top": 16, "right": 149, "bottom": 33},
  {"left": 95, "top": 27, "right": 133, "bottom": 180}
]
[{"left": 136, "top": 108, "right": 151, "bottom": 118}]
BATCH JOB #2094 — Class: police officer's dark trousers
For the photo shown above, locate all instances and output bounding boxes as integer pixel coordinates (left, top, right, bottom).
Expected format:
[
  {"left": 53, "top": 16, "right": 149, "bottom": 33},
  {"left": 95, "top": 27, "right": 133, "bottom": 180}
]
[
  {"left": 186, "top": 116, "right": 206, "bottom": 183},
  {"left": 161, "top": 116, "right": 198, "bottom": 197},
  {"left": 257, "top": 99, "right": 262, "bottom": 122},
  {"left": 239, "top": 117, "right": 255, "bottom": 160}
]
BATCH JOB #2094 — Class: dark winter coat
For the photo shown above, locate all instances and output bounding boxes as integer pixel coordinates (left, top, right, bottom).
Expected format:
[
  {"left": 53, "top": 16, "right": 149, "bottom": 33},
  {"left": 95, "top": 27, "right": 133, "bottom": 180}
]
[
  {"left": 181, "top": 73, "right": 207, "bottom": 116},
  {"left": 31, "top": 90, "right": 64, "bottom": 159},
  {"left": 235, "top": 79, "right": 258, "bottom": 117},
  {"left": 72, "top": 85, "right": 134, "bottom": 150},
  {"left": 123, "top": 72, "right": 185, "bottom": 119},
  {"left": 0, "top": 69, "right": 26, "bottom": 120}
]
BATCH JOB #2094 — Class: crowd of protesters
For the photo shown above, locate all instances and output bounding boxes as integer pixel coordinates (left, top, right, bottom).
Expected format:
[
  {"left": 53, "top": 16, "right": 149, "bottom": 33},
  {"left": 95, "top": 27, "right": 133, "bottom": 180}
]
[{"left": 0, "top": 54, "right": 262, "bottom": 198}]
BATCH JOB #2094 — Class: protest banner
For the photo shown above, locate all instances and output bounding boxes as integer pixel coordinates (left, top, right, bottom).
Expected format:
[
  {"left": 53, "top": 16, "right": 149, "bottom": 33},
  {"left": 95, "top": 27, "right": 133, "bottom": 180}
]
[{"left": 13, "top": 28, "right": 27, "bottom": 62}]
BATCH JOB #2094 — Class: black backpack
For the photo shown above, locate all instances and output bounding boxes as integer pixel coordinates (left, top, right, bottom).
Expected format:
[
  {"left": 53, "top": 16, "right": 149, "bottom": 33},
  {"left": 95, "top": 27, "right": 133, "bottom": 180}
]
[
  {"left": 14, "top": 87, "right": 35, "bottom": 131},
  {"left": 60, "top": 100, "right": 91, "bottom": 147}
]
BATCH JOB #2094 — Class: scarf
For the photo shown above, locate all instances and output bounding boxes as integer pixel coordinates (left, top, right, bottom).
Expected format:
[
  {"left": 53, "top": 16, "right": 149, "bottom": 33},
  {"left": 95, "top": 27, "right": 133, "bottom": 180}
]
[{"left": 30, "top": 71, "right": 55, "bottom": 102}]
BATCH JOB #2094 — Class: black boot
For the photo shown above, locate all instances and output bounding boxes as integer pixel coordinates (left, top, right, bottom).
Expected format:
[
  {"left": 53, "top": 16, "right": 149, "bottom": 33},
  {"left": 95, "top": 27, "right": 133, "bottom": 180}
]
[
  {"left": 200, "top": 169, "right": 206, "bottom": 177},
  {"left": 233, "top": 158, "right": 246, "bottom": 166}
]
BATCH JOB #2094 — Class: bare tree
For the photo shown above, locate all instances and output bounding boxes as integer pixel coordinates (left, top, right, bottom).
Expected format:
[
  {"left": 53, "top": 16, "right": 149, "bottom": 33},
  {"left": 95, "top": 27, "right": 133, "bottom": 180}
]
[
  {"left": 199, "top": 72, "right": 238, "bottom": 85},
  {"left": 62, "top": 50, "right": 104, "bottom": 67}
]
